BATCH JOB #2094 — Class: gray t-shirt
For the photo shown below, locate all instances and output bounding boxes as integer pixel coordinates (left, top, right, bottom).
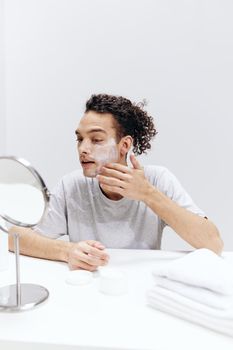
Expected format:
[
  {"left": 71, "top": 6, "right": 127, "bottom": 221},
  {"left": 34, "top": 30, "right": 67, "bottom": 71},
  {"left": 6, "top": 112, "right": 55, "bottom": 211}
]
[{"left": 34, "top": 165, "right": 205, "bottom": 249}]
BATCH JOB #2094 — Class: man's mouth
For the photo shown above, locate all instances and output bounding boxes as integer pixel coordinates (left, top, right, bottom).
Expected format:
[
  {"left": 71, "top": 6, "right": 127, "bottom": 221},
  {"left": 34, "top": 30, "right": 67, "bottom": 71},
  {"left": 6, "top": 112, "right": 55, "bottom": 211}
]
[{"left": 81, "top": 160, "right": 95, "bottom": 168}]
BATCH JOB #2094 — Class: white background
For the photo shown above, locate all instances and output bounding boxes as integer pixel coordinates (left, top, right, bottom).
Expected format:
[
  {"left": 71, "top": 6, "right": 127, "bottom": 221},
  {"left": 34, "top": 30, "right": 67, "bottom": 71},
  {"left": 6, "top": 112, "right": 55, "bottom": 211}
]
[
  {"left": 0, "top": 0, "right": 5, "bottom": 154},
  {"left": 0, "top": 0, "right": 233, "bottom": 249}
]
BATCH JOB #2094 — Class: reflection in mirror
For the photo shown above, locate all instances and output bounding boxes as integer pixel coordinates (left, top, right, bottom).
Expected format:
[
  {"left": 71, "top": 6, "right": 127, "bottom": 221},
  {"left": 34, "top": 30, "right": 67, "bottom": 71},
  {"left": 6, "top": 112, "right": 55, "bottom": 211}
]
[
  {"left": 0, "top": 184, "right": 44, "bottom": 226},
  {"left": 0, "top": 157, "right": 49, "bottom": 227},
  {"left": 0, "top": 156, "right": 50, "bottom": 311}
]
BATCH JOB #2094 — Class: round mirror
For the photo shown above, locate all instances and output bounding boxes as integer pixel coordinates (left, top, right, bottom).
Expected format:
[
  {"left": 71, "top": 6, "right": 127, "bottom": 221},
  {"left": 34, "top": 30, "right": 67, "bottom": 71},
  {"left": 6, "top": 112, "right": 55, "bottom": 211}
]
[
  {"left": 0, "top": 156, "right": 50, "bottom": 311},
  {"left": 0, "top": 156, "right": 50, "bottom": 230}
]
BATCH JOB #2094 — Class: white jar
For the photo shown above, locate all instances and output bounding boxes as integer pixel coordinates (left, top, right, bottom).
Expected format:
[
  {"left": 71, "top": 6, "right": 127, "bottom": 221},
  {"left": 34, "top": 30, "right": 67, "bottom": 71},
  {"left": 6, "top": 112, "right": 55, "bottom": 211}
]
[{"left": 98, "top": 267, "right": 127, "bottom": 295}]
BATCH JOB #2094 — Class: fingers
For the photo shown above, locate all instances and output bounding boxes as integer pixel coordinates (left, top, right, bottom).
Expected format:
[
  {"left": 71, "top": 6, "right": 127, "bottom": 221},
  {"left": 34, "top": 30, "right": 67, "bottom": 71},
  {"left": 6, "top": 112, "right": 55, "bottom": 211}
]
[
  {"left": 78, "top": 250, "right": 108, "bottom": 267},
  {"left": 79, "top": 241, "right": 109, "bottom": 260},
  {"left": 100, "top": 184, "right": 124, "bottom": 195},
  {"left": 86, "top": 240, "right": 105, "bottom": 250},
  {"left": 130, "top": 154, "right": 142, "bottom": 169},
  {"left": 68, "top": 248, "right": 108, "bottom": 271},
  {"left": 96, "top": 175, "right": 125, "bottom": 189},
  {"left": 68, "top": 240, "right": 109, "bottom": 272},
  {"left": 99, "top": 167, "right": 131, "bottom": 181},
  {"left": 69, "top": 259, "right": 98, "bottom": 272},
  {"left": 103, "top": 162, "right": 132, "bottom": 174},
  {"left": 102, "top": 154, "right": 141, "bottom": 173}
]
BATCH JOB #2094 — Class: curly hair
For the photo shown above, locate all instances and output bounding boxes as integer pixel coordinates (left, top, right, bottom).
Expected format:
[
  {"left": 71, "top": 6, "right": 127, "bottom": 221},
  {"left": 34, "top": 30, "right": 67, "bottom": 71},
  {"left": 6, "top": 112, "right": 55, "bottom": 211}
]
[{"left": 85, "top": 94, "right": 157, "bottom": 155}]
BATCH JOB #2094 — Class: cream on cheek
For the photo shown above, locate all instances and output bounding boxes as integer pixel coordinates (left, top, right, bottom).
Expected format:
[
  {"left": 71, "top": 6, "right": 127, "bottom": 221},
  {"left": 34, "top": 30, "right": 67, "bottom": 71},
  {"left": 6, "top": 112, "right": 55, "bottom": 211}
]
[{"left": 92, "top": 138, "right": 118, "bottom": 175}]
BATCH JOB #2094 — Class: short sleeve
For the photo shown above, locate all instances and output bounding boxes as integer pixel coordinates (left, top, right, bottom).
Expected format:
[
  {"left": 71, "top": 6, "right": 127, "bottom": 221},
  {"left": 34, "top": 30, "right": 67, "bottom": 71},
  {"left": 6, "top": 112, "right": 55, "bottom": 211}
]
[
  {"left": 156, "top": 168, "right": 206, "bottom": 228},
  {"left": 32, "top": 179, "right": 68, "bottom": 239}
]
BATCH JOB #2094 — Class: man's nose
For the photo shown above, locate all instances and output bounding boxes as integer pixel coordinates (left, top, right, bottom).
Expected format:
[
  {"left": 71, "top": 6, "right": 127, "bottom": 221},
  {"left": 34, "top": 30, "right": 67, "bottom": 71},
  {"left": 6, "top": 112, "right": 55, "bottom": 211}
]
[{"left": 78, "top": 140, "right": 92, "bottom": 154}]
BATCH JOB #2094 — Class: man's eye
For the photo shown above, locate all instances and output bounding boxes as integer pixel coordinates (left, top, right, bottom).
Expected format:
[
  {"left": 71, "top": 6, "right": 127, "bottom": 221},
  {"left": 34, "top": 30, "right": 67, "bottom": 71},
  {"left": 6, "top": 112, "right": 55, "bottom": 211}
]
[
  {"left": 93, "top": 139, "right": 103, "bottom": 143},
  {"left": 76, "top": 138, "right": 83, "bottom": 143}
]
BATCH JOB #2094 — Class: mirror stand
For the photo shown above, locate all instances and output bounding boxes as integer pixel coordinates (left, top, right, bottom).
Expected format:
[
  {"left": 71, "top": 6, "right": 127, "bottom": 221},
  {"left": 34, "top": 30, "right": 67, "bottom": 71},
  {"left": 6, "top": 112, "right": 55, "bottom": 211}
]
[
  {"left": 0, "top": 156, "right": 50, "bottom": 311},
  {"left": 0, "top": 233, "right": 49, "bottom": 311}
]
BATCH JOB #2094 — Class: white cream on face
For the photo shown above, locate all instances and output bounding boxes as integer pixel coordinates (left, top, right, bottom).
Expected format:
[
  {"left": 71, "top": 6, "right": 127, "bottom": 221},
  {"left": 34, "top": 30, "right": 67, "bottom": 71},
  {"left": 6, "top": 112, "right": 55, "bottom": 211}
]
[{"left": 92, "top": 138, "right": 118, "bottom": 175}]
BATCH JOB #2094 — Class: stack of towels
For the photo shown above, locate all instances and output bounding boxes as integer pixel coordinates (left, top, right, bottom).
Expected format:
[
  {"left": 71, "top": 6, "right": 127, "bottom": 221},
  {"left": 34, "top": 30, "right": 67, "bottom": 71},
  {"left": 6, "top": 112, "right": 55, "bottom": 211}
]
[{"left": 147, "top": 249, "right": 233, "bottom": 337}]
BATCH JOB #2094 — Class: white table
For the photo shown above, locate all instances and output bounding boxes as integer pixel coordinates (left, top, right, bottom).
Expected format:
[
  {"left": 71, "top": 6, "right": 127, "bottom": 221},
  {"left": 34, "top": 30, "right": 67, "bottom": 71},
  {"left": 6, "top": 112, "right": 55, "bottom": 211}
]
[{"left": 0, "top": 249, "right": 233, "bottom": 350}]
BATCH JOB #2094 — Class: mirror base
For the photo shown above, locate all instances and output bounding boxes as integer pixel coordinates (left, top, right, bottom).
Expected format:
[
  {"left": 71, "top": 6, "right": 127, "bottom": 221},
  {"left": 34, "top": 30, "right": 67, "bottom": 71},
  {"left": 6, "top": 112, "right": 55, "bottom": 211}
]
[{"left": 0, "top": 283, "right": 49, "bottom": 311}]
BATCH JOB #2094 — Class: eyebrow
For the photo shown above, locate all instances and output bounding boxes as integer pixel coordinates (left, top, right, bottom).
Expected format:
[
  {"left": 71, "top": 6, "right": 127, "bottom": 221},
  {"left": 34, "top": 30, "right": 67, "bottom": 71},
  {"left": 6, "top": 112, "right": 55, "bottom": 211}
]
[{"left": 75, "top": 128, "right": 107, "bottom": 135}]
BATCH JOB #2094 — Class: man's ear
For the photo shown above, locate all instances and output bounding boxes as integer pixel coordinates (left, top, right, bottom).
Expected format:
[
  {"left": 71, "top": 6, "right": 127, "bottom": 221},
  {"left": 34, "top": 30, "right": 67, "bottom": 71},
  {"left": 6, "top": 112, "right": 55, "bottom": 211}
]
[{"left": 119, "top": 136, "right": 133, "bottom": 157}]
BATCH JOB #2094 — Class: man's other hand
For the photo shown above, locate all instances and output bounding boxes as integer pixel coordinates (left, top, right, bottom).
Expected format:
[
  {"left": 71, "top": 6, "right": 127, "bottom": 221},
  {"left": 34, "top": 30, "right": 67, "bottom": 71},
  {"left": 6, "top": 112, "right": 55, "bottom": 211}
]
[{"left": 67, "top": 240, "right": 109, "bottom": 271}]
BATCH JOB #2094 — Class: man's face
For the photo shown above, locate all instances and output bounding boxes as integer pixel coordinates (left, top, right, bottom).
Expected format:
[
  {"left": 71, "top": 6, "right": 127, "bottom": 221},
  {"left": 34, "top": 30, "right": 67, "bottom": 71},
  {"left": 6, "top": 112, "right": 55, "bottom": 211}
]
[{"left": 76, "top": 111, "right": 120, "bottom": 177}]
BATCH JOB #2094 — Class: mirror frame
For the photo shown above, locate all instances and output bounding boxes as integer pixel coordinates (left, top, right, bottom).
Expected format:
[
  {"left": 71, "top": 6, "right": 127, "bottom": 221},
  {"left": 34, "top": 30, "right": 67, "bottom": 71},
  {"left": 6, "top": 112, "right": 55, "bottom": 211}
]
[
  {"left": 0, "top": 156, "right": 50, "bottom": 230},
  {"left": 0, "top": 156, "right": 50, "bottom": 311}
]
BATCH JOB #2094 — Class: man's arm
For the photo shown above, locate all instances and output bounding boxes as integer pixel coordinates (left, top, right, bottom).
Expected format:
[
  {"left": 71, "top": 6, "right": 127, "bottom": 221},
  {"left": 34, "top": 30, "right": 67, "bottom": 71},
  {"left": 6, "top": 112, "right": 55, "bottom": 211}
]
[
  {"left": 97, "top": 155, "right": 223, "bottom": 255},
  {"left": 143, "top": 187, "right": 223, "bottom": 254},
  {"left": 8, "top": 226, "right": 109, "bottom": 270}
]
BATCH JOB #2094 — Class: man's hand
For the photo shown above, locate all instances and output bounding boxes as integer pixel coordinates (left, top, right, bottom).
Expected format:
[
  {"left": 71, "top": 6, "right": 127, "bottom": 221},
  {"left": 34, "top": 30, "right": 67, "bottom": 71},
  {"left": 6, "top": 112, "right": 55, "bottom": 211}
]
[
  {"left": 68, "top": 240, "right": 109, "bottom": 271},
  {"left": 96, "top": 154, "right": 153, "bottom": 202}
]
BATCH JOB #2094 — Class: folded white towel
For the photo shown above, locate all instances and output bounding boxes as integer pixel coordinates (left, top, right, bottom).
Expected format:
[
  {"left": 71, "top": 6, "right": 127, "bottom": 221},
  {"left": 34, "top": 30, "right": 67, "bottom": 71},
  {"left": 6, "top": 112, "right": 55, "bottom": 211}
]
[
  {"left": 149, "top": 285, "right": 233, "bottom": 319},
  {"left": 147, "top": 249, "right": 233, "bottom": 337},
  {"left": 154, "top": 276, "right": 233, "bottom": 310},
  {"left": 152, "top": 248, "right": 233, "bottom": 295},
  {"left": 147, "top": 286, "right": 233, "bottom": 337}
]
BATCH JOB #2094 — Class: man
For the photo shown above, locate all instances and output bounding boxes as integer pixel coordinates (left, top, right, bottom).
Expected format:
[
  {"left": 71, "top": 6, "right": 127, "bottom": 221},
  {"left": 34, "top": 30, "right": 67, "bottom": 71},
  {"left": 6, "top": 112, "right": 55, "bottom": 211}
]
[{"left": 9, "top": 94, "right": 223, "bottom": 270}]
